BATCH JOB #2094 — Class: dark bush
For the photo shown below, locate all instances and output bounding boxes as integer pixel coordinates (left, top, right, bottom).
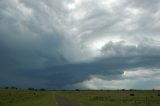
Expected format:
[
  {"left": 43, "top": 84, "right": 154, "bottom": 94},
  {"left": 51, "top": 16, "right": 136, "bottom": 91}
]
[
  {"left": 5, "top": 86, "right": 9, "bottom": 89},
  {"left": 130, "top": 89, "right": 135, "bottom": 91},
  {"left": 39, "top": 88, "right": 46, "bottom": 91},
  {"left": 11, "top": 86, "right": 17, "bottom": 89},
  {"left": 122, "top": 89, "right": 125, "bottom": 91},
  {"left": 28, "top": 88, "right": 35, "bottom": 91},
  {"left": 130, "top": 94, "right": 135, "bottom": 96},
  {"left": 75, "top": 89, "right": 80, "bottom": 91}
]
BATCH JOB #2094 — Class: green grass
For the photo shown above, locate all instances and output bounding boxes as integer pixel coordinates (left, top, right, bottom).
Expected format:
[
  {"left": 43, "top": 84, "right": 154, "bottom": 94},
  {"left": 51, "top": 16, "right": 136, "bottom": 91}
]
[
  {"left": 0, "top": 89, "right": 58, "bottom": 106},
  {"left": 57, "top": 90, "right": 160, "bottom": 106},
  {"left": 1, "top": 89, "right": 160, "bottom": 106}
]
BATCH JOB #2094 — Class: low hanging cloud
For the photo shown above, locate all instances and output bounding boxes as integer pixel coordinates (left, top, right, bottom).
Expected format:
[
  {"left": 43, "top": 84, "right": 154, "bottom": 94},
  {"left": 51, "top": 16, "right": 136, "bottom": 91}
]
[
  {"left": 73, "top": 68, "right": 160, "bottom": 90},
  {"left": 0, "top": 0, "right": 160, "bottom": 89}
]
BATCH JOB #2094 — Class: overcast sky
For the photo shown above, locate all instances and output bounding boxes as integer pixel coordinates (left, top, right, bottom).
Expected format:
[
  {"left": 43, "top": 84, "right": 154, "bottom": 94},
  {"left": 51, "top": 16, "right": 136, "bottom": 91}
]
[{"left": 0, "top": 0, "right": 160, "bottom": 89}]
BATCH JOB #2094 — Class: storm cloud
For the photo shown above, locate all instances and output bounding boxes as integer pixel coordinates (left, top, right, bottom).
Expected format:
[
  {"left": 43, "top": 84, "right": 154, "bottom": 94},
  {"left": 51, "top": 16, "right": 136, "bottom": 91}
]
[{"left": 0, "top": 0, "right": 160, "bottom": 89}]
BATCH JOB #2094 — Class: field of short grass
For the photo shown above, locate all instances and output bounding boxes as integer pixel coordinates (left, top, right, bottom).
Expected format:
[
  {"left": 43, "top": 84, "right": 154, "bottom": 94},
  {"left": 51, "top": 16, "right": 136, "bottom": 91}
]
[
  {"left": 1, "top": 89, "right": 160, "bottom": 106},
  {"left": 57, "top": 90, "right": 160, "bottom": 106},
  {"left": 0, "top": 89, "right": 58, "bottom": 106}
]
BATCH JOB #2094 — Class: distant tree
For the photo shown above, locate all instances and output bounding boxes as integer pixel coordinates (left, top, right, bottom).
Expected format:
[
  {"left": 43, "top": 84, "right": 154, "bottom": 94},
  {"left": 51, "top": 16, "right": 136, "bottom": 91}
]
[
  {"left": 11, "top": 86, "right": 17, "bottom": 89},
  {"left": 28, "top": 88, "right": 35, "bottom": 91},
  {"left": 39, "top": 88, "right": 46, "bottom": 91},
  {"left": 121, "top": 89, "right": 125, "bottom": 91},
  {"left": 5, "top": 86, "right": 9, "bottom": 89},
  {"left": 129, "top": 89, "right": 135, "bottom": 91},
  {"left": 75, "top": 89, "right": 80, "bottom": 91}
]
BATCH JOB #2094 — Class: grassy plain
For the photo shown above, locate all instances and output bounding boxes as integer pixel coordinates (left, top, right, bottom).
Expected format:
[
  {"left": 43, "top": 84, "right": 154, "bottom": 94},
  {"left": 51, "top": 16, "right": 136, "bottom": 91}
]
[
  {"left": 57, "top": 90, "right": 160, "bottom": 106},
  {"left": 0, "top": 89, "right": 58, "bottom": 106},
  {"left": 1, "top": 89, "right": 160, "bottom": 106}
]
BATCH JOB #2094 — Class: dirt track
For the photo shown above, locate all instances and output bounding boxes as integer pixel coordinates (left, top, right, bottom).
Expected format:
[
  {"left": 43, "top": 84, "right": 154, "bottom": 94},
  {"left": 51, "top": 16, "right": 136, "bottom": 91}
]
[{"left": 55, "top": 95, "right": 80, "bottom": 106}]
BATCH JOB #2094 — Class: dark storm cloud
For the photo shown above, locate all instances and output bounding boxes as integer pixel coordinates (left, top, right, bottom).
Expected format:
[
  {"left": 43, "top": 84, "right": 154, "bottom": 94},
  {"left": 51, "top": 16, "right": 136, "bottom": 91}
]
[
  {"left": 46, "top": 55, "right": 160, "bottom": 89},
  {"left": 0, "top": 22, "right": 67, "bottom": 70},
  {"left": 0, "top": 0, "right": 160, "bottom": 89},
  {"left": 2, "top": 55, "right": 159, "bottom": 89},
  {"left": 0, "top": 0, "right": 68, "bottom": 70}
]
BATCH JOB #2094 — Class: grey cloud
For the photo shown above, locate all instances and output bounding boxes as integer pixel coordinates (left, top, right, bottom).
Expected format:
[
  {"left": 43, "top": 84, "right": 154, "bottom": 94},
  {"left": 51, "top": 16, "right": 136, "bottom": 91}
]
[
  {"left": 1, "top": 55, "right": 159, "bottom": 89},
  {"left": 75, "top": 0, "right": 160, "bottom": 43},
  {"left": 0, "top": 0, "right": 160, "bottom": 89},
  {"left": 73, "top": 70, "right": 160, "bottom": 90},
  {"left": 101, "top": 40, "right": 160, "bottom": 57},
  {"left": 0, "top": 0, "right": 69, "bottom": 70},
  {"left": 47, "top": 54, "right": 160, "bottom": 89}
]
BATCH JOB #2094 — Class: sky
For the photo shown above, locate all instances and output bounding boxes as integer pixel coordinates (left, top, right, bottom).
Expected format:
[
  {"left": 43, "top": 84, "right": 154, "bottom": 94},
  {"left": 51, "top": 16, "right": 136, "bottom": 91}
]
[{"left": 0, "top": 0, "right": 160, "bottom": 90}]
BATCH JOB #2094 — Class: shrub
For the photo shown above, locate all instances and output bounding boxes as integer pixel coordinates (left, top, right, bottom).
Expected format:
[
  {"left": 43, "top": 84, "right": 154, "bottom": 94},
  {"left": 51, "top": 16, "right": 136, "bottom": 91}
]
[
  {"left": 5, "top": 86, "right": 9, "bottom": 89},
  {"left": 39, "top": 88, "right": 46, "bottom": 91},
  {"left": 11, "top": 86, "right": 17, "bottom": 89},
  {"left": 75, "top": 89, "right": 80, "bottom": 91},
  {"left": 28, "top": 88, "right": 35, "bottom": 91},
  {"left": 130, "top": 94, "right": 135, "bottom": 96},
  {"left": 122, "top": 89, "right": 125, "bottom": 91}
]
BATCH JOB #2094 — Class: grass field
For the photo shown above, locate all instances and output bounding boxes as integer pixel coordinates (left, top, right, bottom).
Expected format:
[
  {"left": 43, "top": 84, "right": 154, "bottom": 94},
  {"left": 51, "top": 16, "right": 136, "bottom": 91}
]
[
  {"left": 0, "top": 89, "right": 58, "bottom": 106},
  {"left": 57, "top": 90, "right": 160, "bottom": 106},
  {"left": 1, "top": 89, "right": 160, "bottom": 106}
]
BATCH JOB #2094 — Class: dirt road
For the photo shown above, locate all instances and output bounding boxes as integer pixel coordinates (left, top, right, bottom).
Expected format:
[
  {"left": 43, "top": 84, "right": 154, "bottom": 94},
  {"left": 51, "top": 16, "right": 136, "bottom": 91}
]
[{"left": 55, "top": 95, "right": 80, "bottom": 106}]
